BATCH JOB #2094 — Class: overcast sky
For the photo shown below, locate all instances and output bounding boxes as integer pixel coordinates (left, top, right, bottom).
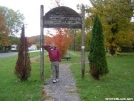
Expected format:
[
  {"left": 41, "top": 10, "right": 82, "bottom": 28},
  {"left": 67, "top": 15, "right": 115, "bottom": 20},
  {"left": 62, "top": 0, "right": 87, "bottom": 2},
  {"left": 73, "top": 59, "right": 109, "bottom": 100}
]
[{"left": 0, "top": 0, "right": 91, "bottom": 37}]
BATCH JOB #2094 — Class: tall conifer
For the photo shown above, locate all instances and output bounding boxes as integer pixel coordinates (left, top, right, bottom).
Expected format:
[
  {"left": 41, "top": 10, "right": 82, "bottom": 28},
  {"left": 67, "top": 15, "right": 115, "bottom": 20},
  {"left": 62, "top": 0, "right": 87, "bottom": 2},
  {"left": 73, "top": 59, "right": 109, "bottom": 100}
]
[
  {"left": 15, "top": 25, "right": 31, "bottom": 81},
  {"left": 88, "top": 15, "right": 108, "bottom": 80}
]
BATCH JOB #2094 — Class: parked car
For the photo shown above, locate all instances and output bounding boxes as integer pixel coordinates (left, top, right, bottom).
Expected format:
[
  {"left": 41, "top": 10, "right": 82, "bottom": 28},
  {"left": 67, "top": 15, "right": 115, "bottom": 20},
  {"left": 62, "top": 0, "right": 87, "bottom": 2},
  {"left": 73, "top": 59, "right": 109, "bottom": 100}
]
[{"left": 11, "top": 45, "right": 17, "bottom": 51}]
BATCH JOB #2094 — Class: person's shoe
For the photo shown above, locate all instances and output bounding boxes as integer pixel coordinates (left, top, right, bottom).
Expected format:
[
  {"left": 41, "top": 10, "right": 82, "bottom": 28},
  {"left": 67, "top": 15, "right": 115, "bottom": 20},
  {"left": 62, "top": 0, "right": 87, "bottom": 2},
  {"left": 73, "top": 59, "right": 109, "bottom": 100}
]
[
  {"left": 56, "top": 79, "right": 59, "bottom": 82},
  {"left": 52, "top": 79, "right": 56, "bottom": 83}
]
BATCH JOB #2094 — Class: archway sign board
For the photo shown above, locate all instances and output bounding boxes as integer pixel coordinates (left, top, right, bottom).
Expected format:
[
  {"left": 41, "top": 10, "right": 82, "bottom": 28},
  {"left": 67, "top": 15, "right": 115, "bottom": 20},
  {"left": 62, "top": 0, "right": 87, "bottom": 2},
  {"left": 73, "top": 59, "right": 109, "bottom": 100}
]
[
  {"left": 43, "top": 6, "right": 82, "bottom": 28},
  {"left": 40, "top": 5, "right": 85, "bottom": 80}
]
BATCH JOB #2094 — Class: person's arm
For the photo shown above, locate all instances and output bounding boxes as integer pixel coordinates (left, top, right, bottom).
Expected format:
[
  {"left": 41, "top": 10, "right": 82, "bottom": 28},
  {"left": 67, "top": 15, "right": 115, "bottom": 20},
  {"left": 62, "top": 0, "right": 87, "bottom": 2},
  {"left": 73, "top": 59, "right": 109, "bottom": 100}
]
[{"left": 43, "top": 44, "right": 51, "bottom": 52}]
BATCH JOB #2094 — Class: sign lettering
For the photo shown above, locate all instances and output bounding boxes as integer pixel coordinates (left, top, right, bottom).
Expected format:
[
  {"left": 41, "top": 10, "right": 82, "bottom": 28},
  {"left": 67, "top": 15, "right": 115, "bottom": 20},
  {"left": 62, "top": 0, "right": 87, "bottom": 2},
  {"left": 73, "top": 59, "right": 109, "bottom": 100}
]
[{"left": 43, "top": 6, "right": 82, "bottom": 28}]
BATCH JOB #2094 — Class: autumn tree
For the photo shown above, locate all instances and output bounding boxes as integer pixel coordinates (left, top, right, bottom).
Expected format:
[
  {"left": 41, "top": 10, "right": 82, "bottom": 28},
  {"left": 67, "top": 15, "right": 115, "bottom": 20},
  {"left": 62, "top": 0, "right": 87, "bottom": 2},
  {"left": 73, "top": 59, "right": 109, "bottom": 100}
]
[
  {"left": 85, "top": 0, "right": 134, "bottom": 54},
  {"left": 0, "top": 6, "right": 24, "bottom": 36},
  {"left": 44, "top": 0, "right": 74, "bottom": 57},
  {"left": 15, "top": 25, "right": 31, "bottom": 81},
  {"left": 88, "top": 15, "right": 108, "bottom": 80},
  {"left": 45, "top": 30, "right": 55, "bottom": 44},
  {"left": 55, "top": 28, "right": 73, "bottom": 57},
  {"left": 27, "top": 35, "right": 41, "bottom": 49},
  {"left": 45, "top": 28, "right": 73, "bottom": 57},
  {"left": 27, "top": 37, "right": 36, "bottom": 47},
  {"left": 0, "top": 13, "right": 10, "bottom": 50}
]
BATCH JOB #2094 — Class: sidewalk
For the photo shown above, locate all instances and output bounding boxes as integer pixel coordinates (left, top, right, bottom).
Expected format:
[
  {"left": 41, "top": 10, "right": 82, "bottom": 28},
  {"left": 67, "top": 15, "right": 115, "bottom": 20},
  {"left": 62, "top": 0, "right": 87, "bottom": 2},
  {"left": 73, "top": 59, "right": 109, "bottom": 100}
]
[{"left": 43, "top": 64, "right": 80, "bottom": 101}]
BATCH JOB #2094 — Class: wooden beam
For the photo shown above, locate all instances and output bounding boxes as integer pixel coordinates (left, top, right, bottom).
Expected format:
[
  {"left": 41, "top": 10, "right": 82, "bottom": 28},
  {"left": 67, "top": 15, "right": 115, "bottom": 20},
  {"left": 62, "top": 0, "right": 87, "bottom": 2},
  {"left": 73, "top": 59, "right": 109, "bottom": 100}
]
[
  {"left": 81, "top": 5, "right": 85, "bottom": 78},
  {"left": 40, "top": 5, "right": 44, "bottom": 80}
]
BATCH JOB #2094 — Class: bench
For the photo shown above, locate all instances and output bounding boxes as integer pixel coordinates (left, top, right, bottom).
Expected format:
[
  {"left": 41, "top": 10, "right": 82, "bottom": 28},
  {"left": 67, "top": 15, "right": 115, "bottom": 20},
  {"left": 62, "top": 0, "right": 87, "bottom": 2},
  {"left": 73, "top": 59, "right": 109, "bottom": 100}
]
[{"left": 62, "top": 54, "right": 71, "bottom": 60}]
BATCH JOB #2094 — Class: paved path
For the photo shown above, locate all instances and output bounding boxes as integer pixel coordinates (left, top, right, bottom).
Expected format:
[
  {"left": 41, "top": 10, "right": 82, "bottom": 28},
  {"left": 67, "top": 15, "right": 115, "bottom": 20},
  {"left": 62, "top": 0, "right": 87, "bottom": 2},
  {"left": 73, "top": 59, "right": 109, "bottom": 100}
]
[
  {"left": 0, "top": 50, "right": 40, "bottom": 58},
  {"left": 0, "top": 52, "right": 18, "bottom": 58},
  {"left": 43, "top": 64, "right": 80, "bottom": 101}
]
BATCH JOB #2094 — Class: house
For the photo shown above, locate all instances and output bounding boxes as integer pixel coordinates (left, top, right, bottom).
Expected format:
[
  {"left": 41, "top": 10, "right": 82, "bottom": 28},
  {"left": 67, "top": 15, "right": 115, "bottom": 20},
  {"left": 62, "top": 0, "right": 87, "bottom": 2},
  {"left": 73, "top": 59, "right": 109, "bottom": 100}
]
[{"left": 28, "top": 44, "right": 37, "bottom": 51}]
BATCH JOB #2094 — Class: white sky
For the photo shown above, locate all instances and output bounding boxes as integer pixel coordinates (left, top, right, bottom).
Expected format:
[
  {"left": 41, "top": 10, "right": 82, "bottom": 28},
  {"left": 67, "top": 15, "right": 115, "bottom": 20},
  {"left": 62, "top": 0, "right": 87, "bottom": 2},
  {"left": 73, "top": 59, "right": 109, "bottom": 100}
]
[{"left": 0, "top": 0, "right": 91, "bottom": 37}]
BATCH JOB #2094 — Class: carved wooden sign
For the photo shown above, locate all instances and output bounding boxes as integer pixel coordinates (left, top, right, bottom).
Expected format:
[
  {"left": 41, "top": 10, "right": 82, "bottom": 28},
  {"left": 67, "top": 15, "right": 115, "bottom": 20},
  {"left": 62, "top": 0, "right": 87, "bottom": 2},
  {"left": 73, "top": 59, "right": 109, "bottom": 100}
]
[{"left": 43, "top": 6, "right": 82, "bottom": 28}]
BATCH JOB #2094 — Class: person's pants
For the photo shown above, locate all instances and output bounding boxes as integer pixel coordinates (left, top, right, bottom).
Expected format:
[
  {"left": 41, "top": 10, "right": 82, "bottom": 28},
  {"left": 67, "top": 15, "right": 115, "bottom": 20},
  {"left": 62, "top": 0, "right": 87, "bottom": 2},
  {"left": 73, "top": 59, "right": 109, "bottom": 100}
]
[{"left": 51, "top": 61, "right": 59, "bottom": 80}]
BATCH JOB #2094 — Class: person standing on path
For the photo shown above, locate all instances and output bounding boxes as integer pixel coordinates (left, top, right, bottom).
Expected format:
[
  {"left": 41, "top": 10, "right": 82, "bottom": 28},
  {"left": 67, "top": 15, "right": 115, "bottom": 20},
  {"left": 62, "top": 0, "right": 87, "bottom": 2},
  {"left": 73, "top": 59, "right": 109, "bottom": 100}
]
[{"left": 43, "top": 42, "right": 61, "bottom": 83}]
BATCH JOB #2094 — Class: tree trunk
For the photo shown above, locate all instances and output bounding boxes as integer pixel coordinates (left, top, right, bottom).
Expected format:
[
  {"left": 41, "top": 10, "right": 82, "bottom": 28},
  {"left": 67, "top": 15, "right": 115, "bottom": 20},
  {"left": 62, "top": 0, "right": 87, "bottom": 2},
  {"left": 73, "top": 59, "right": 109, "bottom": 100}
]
[
  {"left": 89, "top": 63, "right": 99, "bottom": 80},
  {"left": 109, "top": 46, "right": 115, "bottom": 55}
]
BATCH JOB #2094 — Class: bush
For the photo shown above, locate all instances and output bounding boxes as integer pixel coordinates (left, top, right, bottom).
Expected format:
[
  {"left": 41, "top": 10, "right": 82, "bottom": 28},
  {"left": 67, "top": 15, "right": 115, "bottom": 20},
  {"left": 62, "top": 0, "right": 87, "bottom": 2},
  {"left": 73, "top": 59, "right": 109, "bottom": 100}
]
[{"left": 15, "top": 25, "right": 31, "bottom": 81}]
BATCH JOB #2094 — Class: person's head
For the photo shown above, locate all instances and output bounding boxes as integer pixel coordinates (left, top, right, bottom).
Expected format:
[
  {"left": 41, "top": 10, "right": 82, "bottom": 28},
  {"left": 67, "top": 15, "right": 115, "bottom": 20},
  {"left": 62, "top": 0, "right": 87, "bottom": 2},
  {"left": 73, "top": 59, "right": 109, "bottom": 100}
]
[{"left": 50, "top": 42, "right": 56, "bottom": 48}]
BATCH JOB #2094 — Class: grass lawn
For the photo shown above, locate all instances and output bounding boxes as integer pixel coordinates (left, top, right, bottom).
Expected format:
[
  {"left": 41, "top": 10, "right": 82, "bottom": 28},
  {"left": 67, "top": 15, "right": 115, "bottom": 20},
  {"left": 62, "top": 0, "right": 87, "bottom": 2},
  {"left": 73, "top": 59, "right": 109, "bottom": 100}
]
[
  {"left": 0, "top": 51, "right": 51, "bottom": 101},
  {"left": 68, "top": 51, "right": 134, "bottom": 101},
  {"left": 0, "top": 51, "right": 134, "bottom": 101}
]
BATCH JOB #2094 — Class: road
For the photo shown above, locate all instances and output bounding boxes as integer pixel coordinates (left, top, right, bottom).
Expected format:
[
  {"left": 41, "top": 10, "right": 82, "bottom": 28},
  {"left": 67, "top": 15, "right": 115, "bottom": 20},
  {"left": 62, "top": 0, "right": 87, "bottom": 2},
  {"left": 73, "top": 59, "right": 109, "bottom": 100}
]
[{"left": 0, "top": 50, "right": 40, "bottom": 58}]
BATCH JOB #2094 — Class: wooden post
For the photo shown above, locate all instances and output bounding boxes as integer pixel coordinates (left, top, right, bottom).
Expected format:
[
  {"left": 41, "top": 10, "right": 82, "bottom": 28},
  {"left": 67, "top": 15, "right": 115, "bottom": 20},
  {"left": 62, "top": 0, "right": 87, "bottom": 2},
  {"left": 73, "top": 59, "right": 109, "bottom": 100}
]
[
  {"left": 81, "top": 5, "right": 85, "bottom": 78},
  {"left": 40, "top": 5, "right": 44, "bottom": 80},
  {"left": 73, "top": 29, "right": 76, "bottom": 52}
]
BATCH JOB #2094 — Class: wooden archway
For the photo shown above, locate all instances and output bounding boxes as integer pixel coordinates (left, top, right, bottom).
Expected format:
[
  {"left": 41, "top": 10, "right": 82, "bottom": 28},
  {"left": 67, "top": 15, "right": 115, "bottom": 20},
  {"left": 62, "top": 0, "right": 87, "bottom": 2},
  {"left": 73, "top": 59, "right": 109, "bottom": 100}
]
[{"left": 40, "top": 5, "right": 85, "bottom": 80}]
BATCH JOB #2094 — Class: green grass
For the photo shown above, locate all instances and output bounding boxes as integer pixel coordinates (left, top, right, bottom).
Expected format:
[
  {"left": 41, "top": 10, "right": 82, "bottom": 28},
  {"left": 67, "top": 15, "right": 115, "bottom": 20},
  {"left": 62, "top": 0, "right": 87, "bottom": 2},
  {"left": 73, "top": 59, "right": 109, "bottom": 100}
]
[
  {"left": 0, "top": 52, "right": 51, "bottom": 101},
  {"left": 29, "top": 51, "right": 40, "bottom": 58},
  {"left": 1, "top": 51, "right": 134, "bottom": 101},
  {"left": 69, "top": 52, "right": 134, "bottom": 101}
]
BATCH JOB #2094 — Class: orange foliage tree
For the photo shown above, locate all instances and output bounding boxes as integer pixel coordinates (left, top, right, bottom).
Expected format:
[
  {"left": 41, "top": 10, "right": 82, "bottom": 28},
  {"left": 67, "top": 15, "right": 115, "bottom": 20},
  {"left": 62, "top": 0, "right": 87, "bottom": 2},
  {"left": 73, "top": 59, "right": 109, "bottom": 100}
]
[
  {"left": 54, "top": 28, "right": 73, "bottom": 57},
  {"left": 45, "top": 28, "right": 73, "bottom": 57},
  {"left": 27, "top": 37, "right": 36, "bottom": 47},
  {"left": 44, "top": 0, "right": 74, "bottom": 57},
  {"left": 0, "top": 13, "right": 10, "bottom": 47},
  {"left": 45, "top": 30, "right": 55, "bottom": 44}
]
